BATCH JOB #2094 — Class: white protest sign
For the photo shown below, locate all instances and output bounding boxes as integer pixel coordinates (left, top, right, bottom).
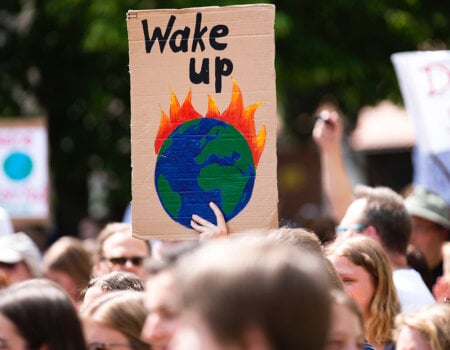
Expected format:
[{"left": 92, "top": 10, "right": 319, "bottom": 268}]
[
  {"left": 391, "top": 51, "right": 450, "bottom": 153},
  {"left": 391, "top": 51, "right": 450, "bottom": 203},
  {"left": 0, "top": 119, "right": 49, "bottom": 222}
]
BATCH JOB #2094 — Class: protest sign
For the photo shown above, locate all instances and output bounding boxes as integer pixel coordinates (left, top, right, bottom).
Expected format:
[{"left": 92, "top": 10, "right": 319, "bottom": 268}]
[
  {"left": 391, "top": 51, "right": 450, "bottom": 203},
  {"left": 0, "top": 118, "right": 49, "bottom": 224},
  {"left": 127, "top": 5, "right": 278, "bottom": 239}
]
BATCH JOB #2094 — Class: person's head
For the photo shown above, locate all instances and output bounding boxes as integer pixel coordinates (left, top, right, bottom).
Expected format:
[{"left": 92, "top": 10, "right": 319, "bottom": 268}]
[
  {"left": 394, "top": 304, "right": 450, "bottom": 350},
  {"left": 339, "top": 185, "right": 412, "bottom": 256},
  {"left": 171, "top": 238, "right": 331, "bottom": 350},
  {"left": 266, "top": 227, "right": 344, "bottom": 290},
  {"left": 94, "top": 222, "right": 150, "bottom": 279},
  {"left": 326, "top": 289, "right": 365, "bottom": 350},
  {"left": 141, "top": 240, "right": 200, "bottom": 350},
  {"left": 81, "top": 271, "right": 144, "bottom": 309},
  {"left": 405, "top": 187, "right": 450, "bottom": 270},
  {"left": 267, "top": 227, "right": 323, "bottom": 254},
  {"left": 43, "top": 236, "right": 93, "bottom": 303},
  {"left": 0, "top": 232, "right": 42, "bottom": 284},
  {"left": 0, "top": 278, "right": 87, "bottom": 350},
  {"left": 81, "top": 291, "right": 151, "bottom": 350},
  {"left": 326, "top": 235, "right": 400, "bottom": 347}
]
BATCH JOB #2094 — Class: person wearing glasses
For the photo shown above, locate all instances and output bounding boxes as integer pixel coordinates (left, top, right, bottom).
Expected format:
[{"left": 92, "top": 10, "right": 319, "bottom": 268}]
[
  {"left": 94, "top": 223, "right": 151, "bottom": 279},
  {"left": 313, "top": 109, "right": 435, "bottom": 314},
  {"left": 81, "top": 290, "right": 151, "bottom": 350}
]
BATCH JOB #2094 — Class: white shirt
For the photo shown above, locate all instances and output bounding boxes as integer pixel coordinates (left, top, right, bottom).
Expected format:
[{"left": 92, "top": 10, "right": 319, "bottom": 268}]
[{"left": 393, "top": 268, "right": 436, "bottom": 314}]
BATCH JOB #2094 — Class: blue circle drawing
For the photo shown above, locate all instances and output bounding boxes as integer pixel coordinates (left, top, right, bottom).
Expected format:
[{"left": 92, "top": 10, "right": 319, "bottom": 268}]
[
  {"left": 154, "top": 118, "right": 256, "bottom": 228},
  {"left": 3, "top": 152, "right": 33, "bottom": 181}
]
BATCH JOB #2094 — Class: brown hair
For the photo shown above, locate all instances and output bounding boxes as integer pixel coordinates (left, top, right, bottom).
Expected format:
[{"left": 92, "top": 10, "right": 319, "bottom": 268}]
[
  {"left": 43, "top": 236, "right": 93, "bottom": 301},
  {"left": 81, "top": 291, "right": 151, "bottom": 350},
  {"left": 175, "top": 239, "right": 331, "bottom": 350},
  {"left": 354, "top": 185, "right": 412, "bottom": 255},
  {"left": 326, "top": 236, "right": 400, "bottom": 346}
]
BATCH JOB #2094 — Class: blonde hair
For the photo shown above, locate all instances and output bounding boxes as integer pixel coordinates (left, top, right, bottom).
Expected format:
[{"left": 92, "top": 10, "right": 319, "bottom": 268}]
[
  {"left": 394, "top": 304, "right": 450, "bottom": 350},
  {"left": 325, "top": 236, "right": 400, "bottom": 345},
  {"left": 81, "top": 291, "right": 151, "bottom": 350}
]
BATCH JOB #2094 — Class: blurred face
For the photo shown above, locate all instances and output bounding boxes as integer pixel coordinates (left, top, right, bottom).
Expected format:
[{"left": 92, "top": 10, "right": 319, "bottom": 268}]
[
  {"left": 0, "top": 313, "right": 27, "bottom": 350},
  {"left": 338, "top": 199, "right": 370, "bottom": 237},
  {"left": 0, "top": 261, "right": 33, "bottom": 285},
  {"left": 410, "top": 216, "right": 447, "bottom": 269},
  {"left": 395, "top": 326, "right": 431, "bottom": 350},
  {"left": 97, "top": 232, "right": 149, "bottom": 279},
  {"left": 45, "top": 269, "right": 79, "bottom": 302},
  {"left": 170, "top": 313, "right": 232, "bottom": 350},
  {"left": 329, "top": 255, "right": 375, "bottom": 321},
  {"left": 326, "top": 303, "right": 365, "bottom": 350},
  {"left": 142, "top": 272, "right": 179, "bottom": 350},
  {"left": 83, "top": 319, "right": 131, "bottom": 350}
]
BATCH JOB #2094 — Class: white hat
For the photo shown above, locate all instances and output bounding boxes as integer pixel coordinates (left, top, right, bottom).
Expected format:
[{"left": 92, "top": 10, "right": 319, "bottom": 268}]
[{"left": 0, "top": 232, "right": 42, "bottom": 277}]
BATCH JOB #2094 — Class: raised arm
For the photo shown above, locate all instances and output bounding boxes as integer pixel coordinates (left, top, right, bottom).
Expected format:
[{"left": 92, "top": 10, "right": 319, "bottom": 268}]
[{"left": 312, "top": 109, "right": 353, "bottom": 222}]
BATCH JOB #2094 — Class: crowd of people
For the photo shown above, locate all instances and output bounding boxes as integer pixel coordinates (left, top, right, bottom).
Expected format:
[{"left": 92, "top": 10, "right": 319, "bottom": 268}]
[{"left": 0, "top": 109, "right": 449, "bottom": 350}]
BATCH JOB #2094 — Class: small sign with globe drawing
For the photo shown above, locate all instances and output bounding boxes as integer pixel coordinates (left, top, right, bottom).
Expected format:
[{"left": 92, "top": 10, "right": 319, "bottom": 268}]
[
  {"left": 127, "top": 5, "right": 278, "bottom": 239},
  {"left": 0, "top": 118, "right": 49, "bottom": 225}
]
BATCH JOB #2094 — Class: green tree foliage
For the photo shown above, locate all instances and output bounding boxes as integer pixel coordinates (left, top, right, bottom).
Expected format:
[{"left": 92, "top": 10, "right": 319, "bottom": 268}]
[{"left": 0, "top": 0, "right": 448, "bottom": 235}]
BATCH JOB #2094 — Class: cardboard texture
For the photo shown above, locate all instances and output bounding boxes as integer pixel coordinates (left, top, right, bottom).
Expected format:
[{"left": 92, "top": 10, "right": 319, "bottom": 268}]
[
  {"left": 0, "top": 118, "right": 49, "bottom": 225},
  {"left": 127, "top": 4, "right": 278, "bottom": 240}
]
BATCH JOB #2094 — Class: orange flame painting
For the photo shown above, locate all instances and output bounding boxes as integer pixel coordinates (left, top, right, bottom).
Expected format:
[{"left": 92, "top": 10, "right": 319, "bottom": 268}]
[{"left": 154, "top": 78, "right": 266, "bottom": 166}]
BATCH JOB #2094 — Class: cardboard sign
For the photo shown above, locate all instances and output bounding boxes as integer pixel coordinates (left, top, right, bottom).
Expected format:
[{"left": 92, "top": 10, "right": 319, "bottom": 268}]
[
  {"left": 391, "top": 51, "right": 450, "bottom": 203},
  {"left": 127, "top": 5, "right": 278, "bottom": 240},
  {"left": 0, "top": 118, "right": 49, "bottom": 224}
]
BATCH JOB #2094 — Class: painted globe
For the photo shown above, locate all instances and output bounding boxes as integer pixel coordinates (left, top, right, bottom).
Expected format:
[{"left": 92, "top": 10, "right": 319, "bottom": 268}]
[{"left": 154, "top": 118, "right": 255, "bottom": 228}]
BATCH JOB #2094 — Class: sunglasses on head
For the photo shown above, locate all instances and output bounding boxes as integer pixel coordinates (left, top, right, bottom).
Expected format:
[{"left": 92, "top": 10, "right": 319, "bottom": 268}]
[
  {"left": 102, "top": 256, "right": 145, "bottom": 266},
  {"left": 87, "top": 342, "right": 132, "bottom": 350}
]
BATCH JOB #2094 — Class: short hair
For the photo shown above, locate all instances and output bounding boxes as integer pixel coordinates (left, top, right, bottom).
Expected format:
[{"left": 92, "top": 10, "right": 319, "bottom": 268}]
[
  {"left": 175, "top": 239, "right": 331, "bottom": 350},
  {"left": 325, "top": 235, "right": 400, "bottom": 346},
  {"left": 43, "top": 236, "right": 93, "bottom": 300},
  {"left": 354, "top": 185, "right": 412, "bottom": 255},
  {"left": 394, "top": 304, "right": 450, "bottom": 350},
  {"left": 0, "top": 279, "right": 87, "bottom": 350},
  {"left": 96, "top": 222, "right": 136, "bottom": 257},
  {"left": 80, "top": 271, "right": 144, "bottom": 299},
  {"left": 81, "top": 291, "right": 151, "bottom": 350}
]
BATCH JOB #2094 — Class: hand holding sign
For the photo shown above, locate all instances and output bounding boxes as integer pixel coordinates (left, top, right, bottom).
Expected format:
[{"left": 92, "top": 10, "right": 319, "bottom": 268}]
[{"left": 191, "top": 202, "right": 228, "bottom": 240}]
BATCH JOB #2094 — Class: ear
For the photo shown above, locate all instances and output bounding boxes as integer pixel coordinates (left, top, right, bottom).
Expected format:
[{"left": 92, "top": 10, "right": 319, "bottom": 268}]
[
  {"left": 364, "top": 225, "right": 380, "bottom": 243},
  {"left": 241, "top": 326, "right": 271, "bottom": 350}
]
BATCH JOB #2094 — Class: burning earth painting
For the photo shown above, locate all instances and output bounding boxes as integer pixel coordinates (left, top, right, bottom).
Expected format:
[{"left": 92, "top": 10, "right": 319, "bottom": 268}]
[{"left": 154, "top": 78, "right": 266, "bottom": 228}]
